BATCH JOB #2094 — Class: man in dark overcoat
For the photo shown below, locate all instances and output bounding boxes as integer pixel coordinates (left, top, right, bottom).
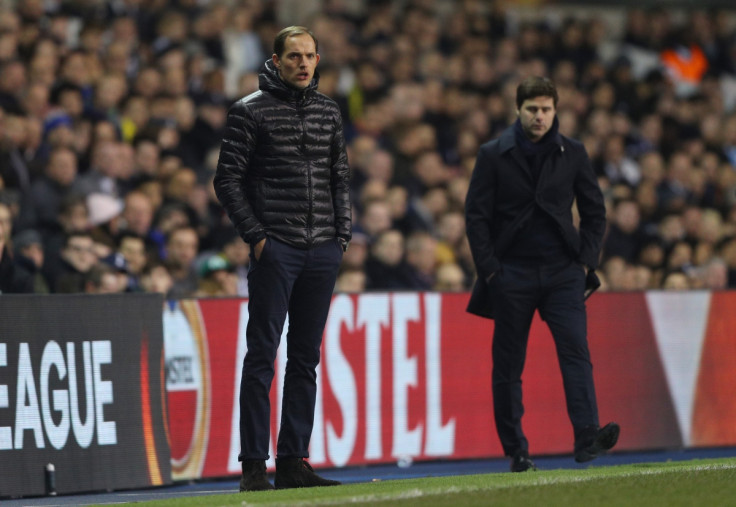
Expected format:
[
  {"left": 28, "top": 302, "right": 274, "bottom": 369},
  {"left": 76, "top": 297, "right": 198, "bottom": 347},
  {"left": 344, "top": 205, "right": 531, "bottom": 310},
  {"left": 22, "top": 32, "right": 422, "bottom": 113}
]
[{"left": 465, "top": 76, "right": 619, "bottom": 472}]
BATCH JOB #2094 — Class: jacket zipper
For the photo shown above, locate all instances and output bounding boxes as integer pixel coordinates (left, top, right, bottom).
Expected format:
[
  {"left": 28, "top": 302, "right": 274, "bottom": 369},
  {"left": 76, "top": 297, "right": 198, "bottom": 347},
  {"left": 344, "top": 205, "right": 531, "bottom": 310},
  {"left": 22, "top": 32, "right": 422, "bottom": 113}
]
[{"left": 298, "top": 93, "right": 313, "bottom": 245}]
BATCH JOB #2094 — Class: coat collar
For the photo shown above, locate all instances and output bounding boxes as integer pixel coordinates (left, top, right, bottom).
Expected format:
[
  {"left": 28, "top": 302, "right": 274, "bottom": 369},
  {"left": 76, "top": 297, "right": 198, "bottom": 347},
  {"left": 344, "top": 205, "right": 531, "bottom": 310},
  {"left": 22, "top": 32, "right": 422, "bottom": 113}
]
[
  {"left": 499, "top": 118, "right": 565, "bottom": 179},
  {"left": 498, "top": 118, "right": 564, "bottom": 154}
]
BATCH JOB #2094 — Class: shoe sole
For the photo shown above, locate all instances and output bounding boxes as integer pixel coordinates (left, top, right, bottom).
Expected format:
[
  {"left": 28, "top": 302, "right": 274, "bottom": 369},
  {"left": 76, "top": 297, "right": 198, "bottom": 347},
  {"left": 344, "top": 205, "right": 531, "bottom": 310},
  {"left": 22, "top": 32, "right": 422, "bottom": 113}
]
[{"left": 574, "top": 423, "right": 620, "bottom": 463}]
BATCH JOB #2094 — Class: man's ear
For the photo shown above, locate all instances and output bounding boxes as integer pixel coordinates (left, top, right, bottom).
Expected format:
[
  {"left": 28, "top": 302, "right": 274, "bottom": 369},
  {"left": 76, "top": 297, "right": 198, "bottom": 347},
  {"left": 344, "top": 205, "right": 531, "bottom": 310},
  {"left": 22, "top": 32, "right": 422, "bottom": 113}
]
[{"left": 272, "top": 54, "right": 280, "bottom": 69}]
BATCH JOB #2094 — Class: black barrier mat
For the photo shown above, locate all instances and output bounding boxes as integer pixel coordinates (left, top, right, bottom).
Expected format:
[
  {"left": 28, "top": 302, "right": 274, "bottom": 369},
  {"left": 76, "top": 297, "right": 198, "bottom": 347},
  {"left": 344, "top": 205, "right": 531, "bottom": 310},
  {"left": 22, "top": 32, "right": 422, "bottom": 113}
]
[{"left": 0, "top": 294, "right": 171, "bottom": 499}]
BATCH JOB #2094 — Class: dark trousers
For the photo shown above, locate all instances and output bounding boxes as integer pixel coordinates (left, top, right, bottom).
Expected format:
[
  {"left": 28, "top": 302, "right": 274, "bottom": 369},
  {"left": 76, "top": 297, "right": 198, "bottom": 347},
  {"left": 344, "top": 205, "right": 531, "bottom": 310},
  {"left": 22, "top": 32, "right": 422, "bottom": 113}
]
[
  {"left": 491, "top": 259, "right": 599, "bottom": 456},
  {"left": 239, "top": 237, "right": 343, "bottom": 460}
]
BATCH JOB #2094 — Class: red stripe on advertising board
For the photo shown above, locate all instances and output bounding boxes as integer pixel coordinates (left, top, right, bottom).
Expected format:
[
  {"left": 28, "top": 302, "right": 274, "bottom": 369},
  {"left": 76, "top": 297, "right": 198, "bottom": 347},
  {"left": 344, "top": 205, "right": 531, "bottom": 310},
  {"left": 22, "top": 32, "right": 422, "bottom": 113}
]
[
  {"left": 197, "top": 299, "right": 244, "bottom": 477},
  {"left": 692, "top": 292, "right": 736, "bottom": 446},
  {"left": 584, "top": 293, "right": 682, "bottom": 450}
]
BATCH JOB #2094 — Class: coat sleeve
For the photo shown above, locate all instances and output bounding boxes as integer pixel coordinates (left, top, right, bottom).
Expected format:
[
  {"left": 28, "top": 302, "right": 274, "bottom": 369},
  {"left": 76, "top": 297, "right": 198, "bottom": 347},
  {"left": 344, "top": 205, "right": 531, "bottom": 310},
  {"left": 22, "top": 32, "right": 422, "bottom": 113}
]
[
  {"left": 465, "top": 145, "right": 500, "bottom": 280},
  {"left": 573, "top": 146, "right": 606, "bottom": 269},
  {"left": 213, "top": 101, "right": 266, "bottom": 246},
  {"left": 330, "top": 110, "right": 352, "bottom": 242}
]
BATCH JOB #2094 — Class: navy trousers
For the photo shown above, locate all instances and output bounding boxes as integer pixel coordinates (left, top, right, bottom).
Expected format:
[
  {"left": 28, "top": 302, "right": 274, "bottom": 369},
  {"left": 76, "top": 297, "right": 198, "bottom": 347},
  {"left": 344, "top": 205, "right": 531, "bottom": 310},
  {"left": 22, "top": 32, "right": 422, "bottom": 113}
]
[
  {"left": 491, "top": 259, "right": 599, "bottom": 456},
  {"left": 239, "top": 237, "right": 343, "bottom": 460}
]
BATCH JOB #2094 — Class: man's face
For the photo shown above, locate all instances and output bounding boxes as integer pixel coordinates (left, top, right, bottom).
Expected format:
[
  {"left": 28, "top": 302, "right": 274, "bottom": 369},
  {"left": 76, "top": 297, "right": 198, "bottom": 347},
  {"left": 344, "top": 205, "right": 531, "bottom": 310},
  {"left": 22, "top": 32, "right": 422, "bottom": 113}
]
[
  {"left": 167, "top": 229, "right": 198, "bottom": 268},
  {"left": 273, "top": 34, "right": 320, "bottom": 89},
  {"left": 123, "top": 193, "right": 154, "bottom": 235},
  {"left": 48, "top": 149, "right": 77, "bottom": 186},
  {"left": 518, "top": 96, "right": 556, "bottom": 142},
  {"left": 63, "top": 236, "right": 97, "bottom": 273},
  {"left": 120, "top": 237, "right": 147, "bottom": 274}
]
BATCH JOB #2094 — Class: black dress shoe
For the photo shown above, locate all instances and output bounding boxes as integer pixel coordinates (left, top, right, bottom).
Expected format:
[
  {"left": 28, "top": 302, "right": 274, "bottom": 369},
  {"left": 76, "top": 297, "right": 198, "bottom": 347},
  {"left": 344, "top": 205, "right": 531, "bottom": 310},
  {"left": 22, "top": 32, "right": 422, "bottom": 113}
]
[
  {"left": 239, "top": 460, "right": 274, "bottom": 492},
  {"left": 574, "top": 422, "right": 620, "bottom": 463},
  {"left": 510, "top": 449, "right": 537, "bottom": 472},
  {"left": 274, "top": 458, "right": 341, "bottom": 489}
]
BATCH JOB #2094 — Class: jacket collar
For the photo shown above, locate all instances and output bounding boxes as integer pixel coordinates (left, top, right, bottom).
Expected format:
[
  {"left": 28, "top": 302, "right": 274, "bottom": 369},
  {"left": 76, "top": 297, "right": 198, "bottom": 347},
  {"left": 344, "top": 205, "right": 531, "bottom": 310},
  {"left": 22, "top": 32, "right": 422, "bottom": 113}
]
[
  {"left": 259, "top": 59, "right": 320, "bottom": 103},
  {"left": 498, "top": 117, "right": 563, "bottom": 154}
]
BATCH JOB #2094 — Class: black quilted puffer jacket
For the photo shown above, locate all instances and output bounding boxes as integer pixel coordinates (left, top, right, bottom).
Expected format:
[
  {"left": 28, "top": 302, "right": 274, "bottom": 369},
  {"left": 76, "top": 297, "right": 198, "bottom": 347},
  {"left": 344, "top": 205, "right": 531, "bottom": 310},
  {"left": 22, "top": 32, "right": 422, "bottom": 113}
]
[{"left": 214, "top": 60, "right": 351, "bottom": 249}]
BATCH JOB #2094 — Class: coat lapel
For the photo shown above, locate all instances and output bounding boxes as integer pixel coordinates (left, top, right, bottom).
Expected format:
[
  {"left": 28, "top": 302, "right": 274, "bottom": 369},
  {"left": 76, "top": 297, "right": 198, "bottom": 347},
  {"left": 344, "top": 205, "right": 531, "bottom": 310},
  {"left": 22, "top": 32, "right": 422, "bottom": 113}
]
[{"left": 498, "top": 127, "right": 533, "bottom": 181}]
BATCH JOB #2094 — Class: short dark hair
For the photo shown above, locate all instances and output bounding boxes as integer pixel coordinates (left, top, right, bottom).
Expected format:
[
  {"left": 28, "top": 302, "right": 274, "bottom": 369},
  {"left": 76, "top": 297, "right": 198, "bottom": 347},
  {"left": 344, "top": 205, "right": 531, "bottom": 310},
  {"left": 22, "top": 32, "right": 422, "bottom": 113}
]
[
  {"left": 516, "top": 77, "right": 558, "bottom": 109},
  {"left": 273, "top": 26, "right": 318, "bottom": 58}
]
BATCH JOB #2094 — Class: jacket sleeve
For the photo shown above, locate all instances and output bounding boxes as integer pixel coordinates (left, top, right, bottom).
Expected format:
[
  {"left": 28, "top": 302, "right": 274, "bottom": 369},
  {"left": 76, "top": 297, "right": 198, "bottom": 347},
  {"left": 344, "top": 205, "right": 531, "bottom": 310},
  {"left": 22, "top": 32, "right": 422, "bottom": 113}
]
[
  {"left": 213, "top": 101, "right": 266, "bottom": 246},
  {"left": 465, "top": 145, "right": 500, "bottom": 280},
  {"left": 574, "top": 146, "right": 606, "bottom": 269},
  {"left": 330, "top": 111, "right": 352, "bottom": 242}
]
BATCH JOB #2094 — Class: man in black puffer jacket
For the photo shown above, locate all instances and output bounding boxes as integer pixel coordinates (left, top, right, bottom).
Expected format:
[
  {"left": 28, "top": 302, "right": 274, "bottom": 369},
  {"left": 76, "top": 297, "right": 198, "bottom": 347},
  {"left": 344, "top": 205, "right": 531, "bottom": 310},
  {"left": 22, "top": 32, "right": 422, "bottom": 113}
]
[{"left": 214, "top": 26, "right": 350, "bottom": 492}]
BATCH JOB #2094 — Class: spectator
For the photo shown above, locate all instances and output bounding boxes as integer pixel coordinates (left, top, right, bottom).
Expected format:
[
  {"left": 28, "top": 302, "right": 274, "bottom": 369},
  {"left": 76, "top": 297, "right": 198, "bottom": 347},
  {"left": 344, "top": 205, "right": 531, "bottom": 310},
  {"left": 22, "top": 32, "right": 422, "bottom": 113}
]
[
  {"left": 358, "top": 198, "right": 392, "bottom": 241},
  {"left": 434, "top": 262, "right": 465, "bottom": 292},
  {"left": 99, "top": 251, "right": 132, "bottom": 293},
  {"left": 339, "top": 231, "right": 368, "bottom": 273},
  {"left": 601, "top": 256, "right": 629, "bottom": 291},
  {"left": 116, "top": 231, "right": 148, "bottom": 291},
  {"left": 657, "top": 151, "right": 693, "bottom": 214},
  {"left": 602, "top": 199, "right": 645, "bottom": 263},
  {"left": 435, "top": 211, "right": 467, "bottom": 267},
  {"left": 23, "top": 146, "right": 79, "bottom": 231},
  {"left": 219, "top": 230, "right": 250, "bottom": 297},
  {"left": 48, "top": 231, "right": 98, "bottom": 293},
  {"left": 696, "top": 257, "right": 729, "bottom": 290},
  {"left": 364, "top": 229, "right": 408, "bottom": 290},
  {"left": 165, "top": 225, "right": 199, "bottom": 298},
  {"left": 666, "top": 240, "right": 694, "bottom": 272},
  {"left": 120, "top": 189, "right": 155, "bottom": 238},
  {"left": 86, "top": 192, "right": 124, "bottom": 252},
  {"left": 1, "top": 202, "right": 32, "bottom": 293},
  {"left": 84, "top": 263, "right": 125, "bottom": 294},
  {"left": 149, "top": 202, "right": 192, "bottom": 259},
  {"left": 0, "top": 111, "right": 34, "bottom": 193},
  {"left": 12, "top": 229, "right": 49, "bottom": 293},
  {"left": 661, "top": 268, "right": 692, "bottom": 290},
  {"left": 335, "top": 267, "right": 367, "bottom": 293},
  {"left": 637, "top": 237, "right": 667, "bottom": 281},
  {"left": 602, "top": 134, "right": 641, "bottom": 187},
  {"left": 73, "top": 140, "right": 123, "bottom": 198},
  {"left": 403, "top": 230, "right": 438, "bottom": 290},
  {"left": 140, "top": 260, "right": 174, "bottom": 295},
  {"left": 195, "top": 254, "right": 237, "bottom": 297}
]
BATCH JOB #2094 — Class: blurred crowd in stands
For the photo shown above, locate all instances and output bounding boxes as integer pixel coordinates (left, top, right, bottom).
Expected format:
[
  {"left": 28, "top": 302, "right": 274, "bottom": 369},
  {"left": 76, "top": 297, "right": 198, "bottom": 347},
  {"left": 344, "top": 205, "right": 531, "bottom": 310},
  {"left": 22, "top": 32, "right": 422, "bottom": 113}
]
[{"left": 2, "top": 0, "right": 736, "bottom": 296}]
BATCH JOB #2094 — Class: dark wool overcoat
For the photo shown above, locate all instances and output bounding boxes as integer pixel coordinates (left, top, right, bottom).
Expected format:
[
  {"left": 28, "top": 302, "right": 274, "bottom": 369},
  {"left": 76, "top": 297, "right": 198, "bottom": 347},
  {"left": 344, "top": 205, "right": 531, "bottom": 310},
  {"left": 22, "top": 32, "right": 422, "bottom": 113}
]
[{"left": 465, "top": 124, "right": 606, "bottom": 319}]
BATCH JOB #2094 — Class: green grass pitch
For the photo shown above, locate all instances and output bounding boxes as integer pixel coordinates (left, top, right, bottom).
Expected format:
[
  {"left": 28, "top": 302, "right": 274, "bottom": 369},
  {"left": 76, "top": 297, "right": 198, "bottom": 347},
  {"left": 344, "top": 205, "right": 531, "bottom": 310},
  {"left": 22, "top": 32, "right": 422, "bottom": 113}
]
[{"left": 125, "top": 457, "right": 736, "bottom": 506}]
